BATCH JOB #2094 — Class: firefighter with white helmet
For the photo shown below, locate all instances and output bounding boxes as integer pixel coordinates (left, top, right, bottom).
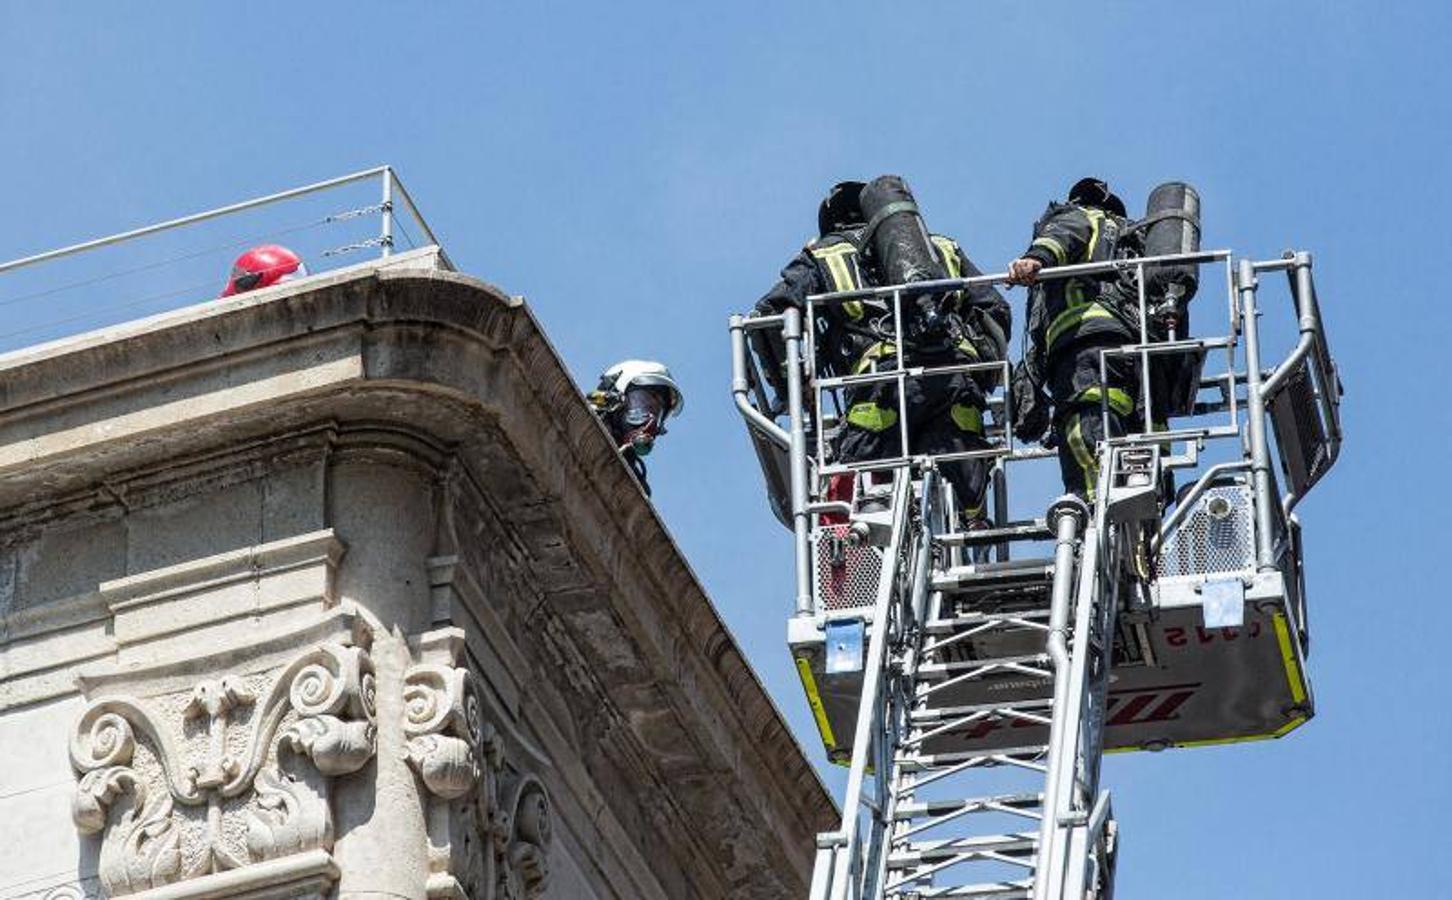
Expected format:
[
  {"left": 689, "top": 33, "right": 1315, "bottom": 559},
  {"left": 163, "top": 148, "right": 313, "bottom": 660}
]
[{"left": 587, "top": 360, "right": 685, "bottom": 495}]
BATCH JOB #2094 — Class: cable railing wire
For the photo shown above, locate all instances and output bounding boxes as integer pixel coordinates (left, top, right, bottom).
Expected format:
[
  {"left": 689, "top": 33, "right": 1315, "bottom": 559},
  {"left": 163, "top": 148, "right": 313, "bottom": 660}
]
[
  {"left": 0, "top": 277, "right": 222, "bottom": 344},
  {"left": 0, "top": 167, "right": 446, "bottom": 352},
  {"left": 0, "top": 215, "right": 341, "bottom": 311}
]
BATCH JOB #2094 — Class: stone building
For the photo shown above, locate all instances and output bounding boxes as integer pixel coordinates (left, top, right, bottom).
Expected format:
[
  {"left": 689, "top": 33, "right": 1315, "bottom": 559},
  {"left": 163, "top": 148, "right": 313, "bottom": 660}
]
[{"left": 0, "top": 247, "right": 834, "bottom": 899}]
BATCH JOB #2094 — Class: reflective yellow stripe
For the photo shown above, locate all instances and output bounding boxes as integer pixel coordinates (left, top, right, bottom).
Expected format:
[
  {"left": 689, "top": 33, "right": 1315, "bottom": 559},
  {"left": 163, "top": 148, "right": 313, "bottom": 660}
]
[
  {"left": 1066, "top": 414, "right": 1098, "bottom": 501},
  {"left": 930, "top": 235, "right": 967, "bottom": 307},
  {"left": 1083, "top": 208, "right": 1104, "bottom": 262},
  {"left": 950, "top": 404, "right": 983, "bottom": 434},
  {"left": 811, "top": 243, "right": 865, "bottom": 319},
  {"left": 1106, "top": 715, "right": 1310, "bottom": 754},
  {"left": 961, "top": 503, "right": 985, "bottom": 519},
  {"left": 851, "top": 342, "right": 897, "bottom": 375},
  {"left": 847, "top": 402, "right": 898, "bottom": 431},
  {"left": 1031, "top": 236, "right": 1068, "bottom": 266},
  {"left": 810, "top": 242, "right": 857, "bottom": 258},
  {"left": 1046, "top": 302, "right": 1117, "bottom": 347},
  {"left": 930, "top": 235, "right": 962, "bottom": 278},
  {"left": 1066, "top": 415, "right": 1095, "bottom": 469},
  {"left": 1165, "top": 715, "right": 1310, "bottom": 749},
  {"left": 794, "top": 656, "right": 836, "bottom": 751},
  {"left": 822, "top": 253, "right": 853, "bottom": 289},
  {"left": 1078, "top": 386, "right": 1135, "bottom": 417},
  {"left": 955, "top": 339, "right": 980, "bottom": 359},
  {"left": 1272, "top": 611, "right": 1308, "bottom": 705}
]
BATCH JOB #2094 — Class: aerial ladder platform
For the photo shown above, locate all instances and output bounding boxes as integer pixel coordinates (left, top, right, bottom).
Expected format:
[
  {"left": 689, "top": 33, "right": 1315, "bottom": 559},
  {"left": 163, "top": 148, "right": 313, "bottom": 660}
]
[{"left": 729, "top": 250, "right": 1342, "bottom": 899}]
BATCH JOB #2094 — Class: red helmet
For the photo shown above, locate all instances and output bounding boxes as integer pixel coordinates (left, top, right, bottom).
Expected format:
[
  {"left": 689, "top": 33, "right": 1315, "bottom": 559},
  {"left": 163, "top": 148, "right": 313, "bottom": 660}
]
[{"left": 220, "top": 244, "right": 307, "bottom": 297}]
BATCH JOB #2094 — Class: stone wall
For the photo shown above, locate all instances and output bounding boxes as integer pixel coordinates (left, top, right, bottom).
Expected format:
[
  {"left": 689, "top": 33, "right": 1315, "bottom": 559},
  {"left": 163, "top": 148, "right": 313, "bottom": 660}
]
[{"left": 0, "top": 248, "right": 834, "bottom": 900}]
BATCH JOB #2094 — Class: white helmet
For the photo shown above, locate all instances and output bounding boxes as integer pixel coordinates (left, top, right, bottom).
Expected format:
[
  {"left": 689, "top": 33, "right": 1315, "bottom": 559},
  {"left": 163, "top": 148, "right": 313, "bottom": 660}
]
[{"left": 599, "top": 359, "right": 685, "bottom": 418}]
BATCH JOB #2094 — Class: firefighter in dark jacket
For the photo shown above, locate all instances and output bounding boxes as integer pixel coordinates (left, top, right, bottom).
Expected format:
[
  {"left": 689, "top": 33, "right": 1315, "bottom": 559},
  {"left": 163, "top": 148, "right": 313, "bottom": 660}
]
[
  {"left": 1008, "top": 177, "right": 1144, "bottom": 501},
  {"left": 756, "top": 177, "right": 1011, "bottom": 526}
]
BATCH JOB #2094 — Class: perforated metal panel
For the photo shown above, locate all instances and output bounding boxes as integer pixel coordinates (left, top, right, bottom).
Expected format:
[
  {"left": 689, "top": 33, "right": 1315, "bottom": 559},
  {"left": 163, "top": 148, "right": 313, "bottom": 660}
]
[
  {"left": 1157, "top": 484, "right": 1255, "bottom": 579},
  {"left": 814, "top": 525, "right": 883, "bottom": 612},
  {"left": 1270, "top": 359, "right": 1334, "bottom": 498}
]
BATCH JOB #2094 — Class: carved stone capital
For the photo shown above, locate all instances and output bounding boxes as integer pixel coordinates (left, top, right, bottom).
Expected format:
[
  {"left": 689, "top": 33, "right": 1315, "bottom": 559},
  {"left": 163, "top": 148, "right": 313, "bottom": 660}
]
[
  {"left": 68, "top": 641, "right": 376, "bottom": 897},
  {"left": 402, "top": 650, "right": 552, "bottom": 900},
  {"left": 403, "top": 662, "right": 498, "bottom": 800},
  {"left": 496, "top": 776, "right": 553, "bottom": 899}
]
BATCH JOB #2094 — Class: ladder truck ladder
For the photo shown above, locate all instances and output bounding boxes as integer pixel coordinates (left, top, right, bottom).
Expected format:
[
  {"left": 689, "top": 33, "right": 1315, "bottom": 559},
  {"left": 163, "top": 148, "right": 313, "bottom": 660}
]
[
  {"left": 810, "top": 466, "right": 1130, "bottom": 900},
  {"left": 729, "top": 248, "right": 1343, "bottom": 900}
]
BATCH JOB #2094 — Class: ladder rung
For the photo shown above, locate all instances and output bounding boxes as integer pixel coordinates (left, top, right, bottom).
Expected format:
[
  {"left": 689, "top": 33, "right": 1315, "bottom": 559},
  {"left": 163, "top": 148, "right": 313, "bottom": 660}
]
[
  {"left": 925, "top": 608, "right": 1051, "bottom": 634},
  {"left": 896, "top": 792, "right": 1042, "bottom": 819},
  {"left": 887, "top": 882, "right": 1032, "bottom": 900},
  {"left": 904, "top": 707, "right": 1052, "bottom": 750},
  {"left": 933, "top": 560, "right": 1056, "bottom": 589},
  {"left": 915, "top": 653, "right": 1051, "bottom": 680},
  {"left": 911, "top": 698, "right": 1053, "bottom": 727},
  {"left": 938, "top": 519, "right": 1053, "bottom": 546},
  {"left": 899, "top": 746, "right": 1050, "bottom": 771},
  {"left": 889, "top": 833, "right": 1038, "bottom": 866}
]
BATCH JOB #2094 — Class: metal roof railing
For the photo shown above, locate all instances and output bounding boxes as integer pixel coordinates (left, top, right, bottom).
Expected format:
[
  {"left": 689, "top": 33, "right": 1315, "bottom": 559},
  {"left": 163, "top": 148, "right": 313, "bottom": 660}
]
[{"left": 0, "top": 166, "right": 448, "bottom": 351}]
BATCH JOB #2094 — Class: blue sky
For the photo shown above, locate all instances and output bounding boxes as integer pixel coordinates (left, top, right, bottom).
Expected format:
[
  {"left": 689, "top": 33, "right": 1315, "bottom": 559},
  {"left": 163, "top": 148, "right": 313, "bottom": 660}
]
[{"left": 1, "top": 2, "right": 1445, "bottom": 895}]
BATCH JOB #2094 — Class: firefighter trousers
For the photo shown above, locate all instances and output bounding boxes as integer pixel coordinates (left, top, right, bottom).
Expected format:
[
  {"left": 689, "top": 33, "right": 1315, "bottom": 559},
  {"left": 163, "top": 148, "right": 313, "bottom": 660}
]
[
  {"left": 1047, "top": 336, "right": 1139, "bottom": 502},
  {"left": 836, "top": 363, "right": 990, "bottom": 519}
]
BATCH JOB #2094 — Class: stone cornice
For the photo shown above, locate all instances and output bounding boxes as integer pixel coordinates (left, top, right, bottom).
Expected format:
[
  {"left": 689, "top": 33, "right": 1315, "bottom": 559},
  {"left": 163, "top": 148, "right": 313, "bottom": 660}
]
[{"left": 0, "top": 253, "right": 834, "bottom": 894}]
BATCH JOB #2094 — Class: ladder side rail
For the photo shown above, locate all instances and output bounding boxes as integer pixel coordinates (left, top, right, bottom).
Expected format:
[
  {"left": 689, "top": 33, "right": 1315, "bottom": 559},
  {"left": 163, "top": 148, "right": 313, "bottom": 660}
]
[
  {"left": 1063, "top": 524, "right": 1125, "bottom": 900},
  {"left": 861, "top": 470, "right": 942, "bottom": 900},
  {"left": 1035, "top": 515, "right": 1105, "bottom": 900},
  {"left": 815, "top": 473, "right": 916, "bottom": 900},
  {"left": 1021, "top": 498, "right": 1088, "bottom": 900}
]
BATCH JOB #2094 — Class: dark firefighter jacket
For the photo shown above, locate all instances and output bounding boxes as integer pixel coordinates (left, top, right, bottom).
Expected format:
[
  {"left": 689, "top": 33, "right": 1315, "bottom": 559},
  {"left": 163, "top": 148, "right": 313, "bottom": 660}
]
[
  {"left": 757, "top": 228, "right": 1011, "bottom": 385},
  {"left": 1019, "top": 202, "right": 1145, "bottom": 384}
]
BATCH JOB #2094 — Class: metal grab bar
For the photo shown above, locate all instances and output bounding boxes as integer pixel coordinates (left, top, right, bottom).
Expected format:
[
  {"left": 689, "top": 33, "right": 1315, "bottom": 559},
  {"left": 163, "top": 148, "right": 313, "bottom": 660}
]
[
  {"left": 729, "top": 314, "right": 791, "bottom": 451},
  {"left": 1261, "top": 253, "right": 1342, "bottom": 515},
  {"left": 805, "top": 249, "right": 1232, "bottom": 305}
]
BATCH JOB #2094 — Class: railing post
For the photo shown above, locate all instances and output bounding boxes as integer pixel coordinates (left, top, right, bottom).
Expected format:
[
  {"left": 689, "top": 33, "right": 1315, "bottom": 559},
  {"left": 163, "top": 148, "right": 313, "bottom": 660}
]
[
  {"left": 1237, "top": 258, "right": 1278, "bottom": 571},
  {"left": 784, "top": 306, "right": 814, "bottom": 616},
  {"left": 380, "top": 167, "right": 395, "bottom": 258}
]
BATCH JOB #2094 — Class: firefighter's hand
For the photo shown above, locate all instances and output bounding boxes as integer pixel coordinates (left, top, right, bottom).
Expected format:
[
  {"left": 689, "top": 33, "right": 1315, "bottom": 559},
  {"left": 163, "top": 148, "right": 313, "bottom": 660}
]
[{"left": 1007, "top": 257, "right": 1043, "bottom": 286}]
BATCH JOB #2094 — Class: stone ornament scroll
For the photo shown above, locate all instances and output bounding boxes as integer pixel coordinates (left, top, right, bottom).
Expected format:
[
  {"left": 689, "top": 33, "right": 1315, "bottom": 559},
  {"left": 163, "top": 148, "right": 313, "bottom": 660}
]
[
  {"left": 68, "top": 642, "right": 376, "bottom": 897},
  {"left": 402, "top": 661, "right": 552, "bottom": 900}
]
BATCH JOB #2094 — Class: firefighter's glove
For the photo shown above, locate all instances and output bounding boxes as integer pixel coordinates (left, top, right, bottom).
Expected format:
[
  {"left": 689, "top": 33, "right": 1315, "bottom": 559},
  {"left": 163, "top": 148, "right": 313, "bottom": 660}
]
[
  {"left": 1011, "top": 362, "right": 1052, "bottom": 444},
  {"left": 751, "top": 297, "right": 783, "bottom": 318}
]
